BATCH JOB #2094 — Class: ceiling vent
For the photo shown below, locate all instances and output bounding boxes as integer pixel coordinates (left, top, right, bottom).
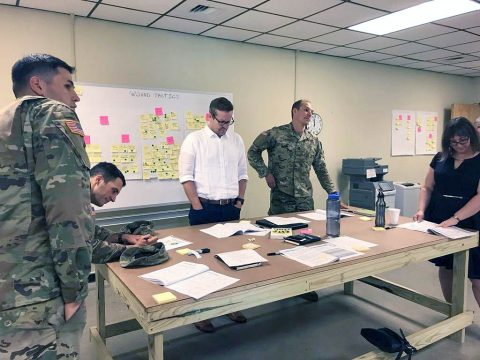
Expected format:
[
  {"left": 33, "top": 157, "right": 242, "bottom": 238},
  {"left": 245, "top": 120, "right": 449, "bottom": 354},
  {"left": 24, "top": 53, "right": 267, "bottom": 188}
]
[{"left": 190, "top": 5, "right": 217, "bottom": 14}]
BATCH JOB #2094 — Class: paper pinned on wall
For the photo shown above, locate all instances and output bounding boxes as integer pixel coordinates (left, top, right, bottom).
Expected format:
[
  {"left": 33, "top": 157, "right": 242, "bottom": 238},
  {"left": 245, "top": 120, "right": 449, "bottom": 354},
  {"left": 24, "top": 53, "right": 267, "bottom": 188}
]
[{"left": 391, "top": 110, "right": 415, "bottom": 156}]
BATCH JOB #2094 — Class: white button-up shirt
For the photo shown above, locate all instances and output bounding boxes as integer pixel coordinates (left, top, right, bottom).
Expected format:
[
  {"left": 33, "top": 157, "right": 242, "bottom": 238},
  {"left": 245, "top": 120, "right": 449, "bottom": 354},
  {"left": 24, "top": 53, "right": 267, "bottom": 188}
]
[{"left": 179, "top": 126, "right": 249, "bottom": 200}]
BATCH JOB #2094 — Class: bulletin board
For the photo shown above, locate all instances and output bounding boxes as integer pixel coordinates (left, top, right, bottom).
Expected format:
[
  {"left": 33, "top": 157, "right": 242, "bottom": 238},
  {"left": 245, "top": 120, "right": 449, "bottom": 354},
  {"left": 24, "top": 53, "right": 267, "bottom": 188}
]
[{"left": 75, "top": 83, "right": 232, "bottom": 211}]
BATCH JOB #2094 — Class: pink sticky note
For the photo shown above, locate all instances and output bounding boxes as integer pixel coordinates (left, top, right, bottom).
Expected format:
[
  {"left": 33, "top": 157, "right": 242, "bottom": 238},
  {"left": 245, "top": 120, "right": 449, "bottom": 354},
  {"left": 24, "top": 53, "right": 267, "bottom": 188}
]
[
  {"left": 417, "top": 126, "right": 422, "bottom": 132},
  {"left": 166, "top": 136, "right": 174, "bottom": 145},
  {"left": 428, "top": 133, "right": 433, "bottom": 139},
  {"left": 434, "top": 117, "right": 438, "bottom": 122},
  {"left": 299, "top": 228, "right": 313, "bottom": 235},
  {"left": 84, "top": 135, "right": 91, "bottom": 145},
  {"left": 100, "top": 116, "right": 109, "bottom": 125},
  {"left": 155, "top": 107, "right": 163, "bottom": 116},
  {"left": 407, "top": 115, "right": 411, "bottom": 120},
  {"left": 399, "top": 115, "right": 403, "bottom": 120},
  {"left": 121, "top": 134, "right": 130, "bottom": 143}
]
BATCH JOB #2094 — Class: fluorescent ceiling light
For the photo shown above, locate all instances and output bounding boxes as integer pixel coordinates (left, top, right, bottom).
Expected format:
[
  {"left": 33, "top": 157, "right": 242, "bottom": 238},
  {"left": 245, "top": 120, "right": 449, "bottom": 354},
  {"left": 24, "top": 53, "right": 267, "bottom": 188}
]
[{"left": 349, "top": 0, "right": 480, "bottom": 35}]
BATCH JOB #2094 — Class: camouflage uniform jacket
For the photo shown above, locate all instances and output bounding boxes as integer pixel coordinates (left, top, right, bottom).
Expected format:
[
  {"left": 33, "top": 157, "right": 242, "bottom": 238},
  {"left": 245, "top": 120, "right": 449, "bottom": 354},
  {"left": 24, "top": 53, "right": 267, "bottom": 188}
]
[
  {"left": 0, "top": 96, "right": 94, "bottom": 311},
  {"left": 248, "top": 123, "right": 334, "bottom": 198},
  {"left": 91, "top": 223, "right": 127, "bottom": 264}
]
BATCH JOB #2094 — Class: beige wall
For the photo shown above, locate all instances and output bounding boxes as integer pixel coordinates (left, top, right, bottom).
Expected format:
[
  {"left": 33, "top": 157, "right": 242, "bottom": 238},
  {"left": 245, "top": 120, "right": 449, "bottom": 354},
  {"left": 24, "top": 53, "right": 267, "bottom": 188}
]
[{"left": 0, "top": 5, "right": 477, "bottom": 218}]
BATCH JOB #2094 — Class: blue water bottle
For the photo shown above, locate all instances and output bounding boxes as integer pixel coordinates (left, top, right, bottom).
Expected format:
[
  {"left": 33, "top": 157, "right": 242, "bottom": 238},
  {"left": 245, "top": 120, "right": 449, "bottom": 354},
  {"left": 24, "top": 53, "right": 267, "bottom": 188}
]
[{"left": 326, "top": 191, "right": 341, "bottom": 237}]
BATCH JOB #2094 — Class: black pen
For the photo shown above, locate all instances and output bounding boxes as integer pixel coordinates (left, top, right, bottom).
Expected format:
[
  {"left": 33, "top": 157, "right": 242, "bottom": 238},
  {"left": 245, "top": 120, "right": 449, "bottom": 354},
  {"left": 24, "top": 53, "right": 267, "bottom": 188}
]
[{"left": 267, "top": 252, "right": 281, "bottom": 256}]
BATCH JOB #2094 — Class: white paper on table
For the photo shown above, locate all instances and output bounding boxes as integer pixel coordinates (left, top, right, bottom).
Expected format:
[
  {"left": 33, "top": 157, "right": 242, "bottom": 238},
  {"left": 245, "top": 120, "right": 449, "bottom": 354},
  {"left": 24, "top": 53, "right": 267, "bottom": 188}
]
[
  {"left": 166, "top": 270, "right": 239, "bottom": 300},
  {"left": 215, "top": 249, "right": 268, "bottom": 267},
  {"left": 264, "top": 216, "right": 310, "bottom": 225},
  {"left": 323, "top": 236, "right": 377, "bottom": 250},
  {"left": 298, "top": 211, "right": 326, "bottom": 221},
  {"left": 157, "top": 235, "right": 192, "bottom": 251},
  {"left": 200, "top": 222, "right": 268, "bottom": 238},
  {"left": 398, "top": 221, "right": 438, "bottom": 233},
  {"left": 139, "top": 261, "right": 208, "bottom": 286},
  {"left": 279, "top": 243, "right": 361, "bottom": 267}
]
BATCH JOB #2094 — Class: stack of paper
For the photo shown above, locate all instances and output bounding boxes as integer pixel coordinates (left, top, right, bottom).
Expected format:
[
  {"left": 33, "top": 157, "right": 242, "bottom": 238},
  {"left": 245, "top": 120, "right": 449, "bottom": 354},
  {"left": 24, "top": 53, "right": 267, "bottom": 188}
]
[
  {"left": 398, "top": 221, "right": 475, "bottom": 239},
  {"left": 139, "top": 261, "right": 239, "bottom": 299},
  {"left": 157, "top": 235, "right": 192, "bottom": 251},
  {"left": 200, "top": 222, "right": 270, "bottom": 238},
  {"left": 215, "top": 249, "right": 268, "bottom": 270},
  {"left": 279, "top": 243, "right": 362, "bottom": 267}
]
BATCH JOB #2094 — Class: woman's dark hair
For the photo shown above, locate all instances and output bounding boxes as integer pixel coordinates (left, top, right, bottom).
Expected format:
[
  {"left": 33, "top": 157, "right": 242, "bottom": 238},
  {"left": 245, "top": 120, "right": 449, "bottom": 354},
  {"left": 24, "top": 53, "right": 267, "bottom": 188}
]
[{"left": 441, "top": 117, "right": 480, "bottom": 160}]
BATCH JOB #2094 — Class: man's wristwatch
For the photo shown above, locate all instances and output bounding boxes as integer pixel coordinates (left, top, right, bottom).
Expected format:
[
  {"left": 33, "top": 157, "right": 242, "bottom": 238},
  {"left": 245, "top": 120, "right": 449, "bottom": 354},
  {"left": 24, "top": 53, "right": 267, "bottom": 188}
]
[{"left": 235, "top": 197, "right": 244, "bottom": 205}]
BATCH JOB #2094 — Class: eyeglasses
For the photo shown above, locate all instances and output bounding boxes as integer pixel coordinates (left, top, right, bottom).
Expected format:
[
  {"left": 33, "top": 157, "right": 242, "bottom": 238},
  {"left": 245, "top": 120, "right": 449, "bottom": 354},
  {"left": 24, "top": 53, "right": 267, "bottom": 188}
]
[
  {"left": 213, "top": 116, "right": 235, "bottom": 126},
  {"left": 449, "top": 137, "right": 470, "bottom": 146}
]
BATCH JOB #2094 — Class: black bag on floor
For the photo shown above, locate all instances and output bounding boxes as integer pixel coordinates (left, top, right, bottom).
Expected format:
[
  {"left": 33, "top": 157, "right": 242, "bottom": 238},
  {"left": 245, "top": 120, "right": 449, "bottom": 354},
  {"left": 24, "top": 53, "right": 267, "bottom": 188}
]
[{"left": 361, "top": 327, "right": 417, "bottom": 360}]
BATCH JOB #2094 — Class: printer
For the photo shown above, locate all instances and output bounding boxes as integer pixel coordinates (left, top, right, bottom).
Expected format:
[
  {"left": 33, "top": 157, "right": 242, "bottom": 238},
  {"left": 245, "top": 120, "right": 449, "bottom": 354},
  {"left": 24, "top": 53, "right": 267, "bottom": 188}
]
[{"left": 342, "top": 158, "right": 396, "bottom": 210}]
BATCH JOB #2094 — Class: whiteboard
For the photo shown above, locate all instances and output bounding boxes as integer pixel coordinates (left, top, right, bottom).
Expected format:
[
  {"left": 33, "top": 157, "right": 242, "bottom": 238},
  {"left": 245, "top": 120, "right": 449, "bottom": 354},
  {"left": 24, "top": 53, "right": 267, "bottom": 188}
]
[{"left": 75, "top": 83, "right": 232, "bottom": 211}]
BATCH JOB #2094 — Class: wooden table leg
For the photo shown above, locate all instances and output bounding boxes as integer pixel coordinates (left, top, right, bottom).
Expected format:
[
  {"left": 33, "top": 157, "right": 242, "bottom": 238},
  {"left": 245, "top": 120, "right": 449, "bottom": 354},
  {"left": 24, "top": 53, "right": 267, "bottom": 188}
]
[
  {"left": 148, "top": 333, "right": 164, "bottom": 360},
  {"left": 450, "top": 249, "right": 468, "bottom": 342}
]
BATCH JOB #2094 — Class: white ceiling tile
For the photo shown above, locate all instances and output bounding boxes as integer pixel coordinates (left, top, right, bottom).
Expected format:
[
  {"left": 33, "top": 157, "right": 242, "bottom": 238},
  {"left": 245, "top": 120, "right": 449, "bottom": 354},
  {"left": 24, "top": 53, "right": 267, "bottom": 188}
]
[
  {"left": 246, "top": 34, "right": 298, "bottom": 47},
  {"left": 349, "top": 52, "right": 393, "bottom": 61},
  {"left": 352, "top": 0, "right": 427, "bottom": 12},
  {"left": 419, "top": 31, "right": 480, "bottom": 47},
  {"left": 202, "top": 25, "right": 260, "bottom": 41},
  {"left": 388, "top": 23, "right": 455, "bottom": 41},
  {"left": 402, "top": 61, "right": 441, "bottom": 69},
  {"left": 446, "top": 67, "right": 480, "bottom": 75},
  {"left": 469, "top": 27, "right": 480, "bottom": 36},
  {"left": 434, "top": 54, "right": 480, "bottom": 65},
  {"left": 377, "top": 57, "right": 416, "bottom": 66},
  {"left": 91, "top": 3, "right": 159, "bottom": 26},
  {"left": 19, "top": 0, "right": 95, "bottom": 16},
  {"left": 381, "top": 43, "right": 435, "bottom": 56},
  {"left": 285, "top": 41, "right": 334, "bottom": 52},
  {"left": 150, "top": 15, "right": 213, "bottom": 34},
  {"left": 167, "top": 0, "right": 245, "bottom": 24},
  {"left": 446, "top": 40, "right": 480, "bottom": 54},
  {"left": 427, "top": 65, "right": 467, "bottom": 73},
  {"left": 435, "top": 10, "right": 480, "bottom": 29},
  {"left": 271, "top": 21, "right": 336, "bottom": 39},
  {"left": 102, "top": 0, "right": 181, "bottom": 14},
  {"left": 223, "top": 10, "right": 295, "bottom": 32},
  {"left": 306, "top": 3, "right": 387, "bottom": 27},
  {"left": 213, "top": 0, "right": 265, "bottom": 7},
  {"left": 0, "top": 1, "right": 17, "bottom": 5},
  {"left": 319, "top": 47, "right": 367, "bottom": 57},
  {"left": 465, "top": 71, "right": 480, "bottom": 77},
  {"left": 407, "top": 49, "right": 460, "bottom": 61},
  {"left": 255, "top": 0, "right": 341, "bottom": 19},
  {"left": 455, "top": 59, "right": 480, "bottom": 68},
  {"left": 349, "top": 37, "right": 406, "bottom": 51},
  {"left": 311, "top": 29, "right": 374, "bottom": 45}
]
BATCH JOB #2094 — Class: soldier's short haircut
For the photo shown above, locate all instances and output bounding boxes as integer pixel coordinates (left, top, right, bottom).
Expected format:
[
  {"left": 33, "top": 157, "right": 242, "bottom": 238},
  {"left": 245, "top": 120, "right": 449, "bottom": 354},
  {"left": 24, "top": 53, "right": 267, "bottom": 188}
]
[
  {"left": 291, "top": 99, "right": 311, "bottom": 118},
  {"left": 90, "top": 162, "right": 126, "bottom": 187},
  {"left": 12, "top": 54, "right": 75, "bottom": 97},
  {"left": 209, "top": 97, "right": 234, "bottom": 117}
]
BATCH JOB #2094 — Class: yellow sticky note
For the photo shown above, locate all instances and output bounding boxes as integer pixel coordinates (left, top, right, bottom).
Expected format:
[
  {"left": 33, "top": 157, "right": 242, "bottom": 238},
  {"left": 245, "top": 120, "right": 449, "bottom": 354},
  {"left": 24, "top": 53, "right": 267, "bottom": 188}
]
[
  {"left": 242, "top": 243, "right": 261, "bottom": 250},
  {"left": 176, "top": 248, "right": 192, "bottom": 255},
  {"left": 152, "top": 292, "right": 177, "bottom": 304},
  {"left": 372, "top": 227, "right": 386, "bottom": 231},
  {"left": 359, "top": 216, "right": 372, "bottom": 221}
]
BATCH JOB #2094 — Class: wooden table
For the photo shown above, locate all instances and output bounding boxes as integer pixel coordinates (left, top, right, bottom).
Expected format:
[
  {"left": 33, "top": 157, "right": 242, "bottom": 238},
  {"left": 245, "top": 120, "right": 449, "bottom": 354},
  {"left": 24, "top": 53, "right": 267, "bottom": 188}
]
[{"left": 90, "top": 216, "right": 478, "bottom": 359}]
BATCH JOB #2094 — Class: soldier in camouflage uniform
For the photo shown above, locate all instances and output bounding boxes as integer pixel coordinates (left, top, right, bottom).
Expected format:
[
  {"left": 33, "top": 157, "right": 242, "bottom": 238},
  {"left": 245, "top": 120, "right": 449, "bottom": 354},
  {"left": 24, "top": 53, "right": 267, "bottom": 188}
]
[
  {"left": 248, "top": 99, "right": 335, "bottom": 215},
  {"left": 0, "top": 54, "right": 93, "bottom": 359},
  {"left": 89, "top": 162, "right": 157, "bottom": 263}
]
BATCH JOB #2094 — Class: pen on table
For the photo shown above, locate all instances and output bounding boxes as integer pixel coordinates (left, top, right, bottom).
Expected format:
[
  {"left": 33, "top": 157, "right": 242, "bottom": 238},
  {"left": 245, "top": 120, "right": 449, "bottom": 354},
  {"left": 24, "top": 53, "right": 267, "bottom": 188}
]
[
  {"left": 267, "top": 252, "right": 281, "bottom": 256},
  {"left": 195, "top": 248, "right": 210, "bottom": 254}
]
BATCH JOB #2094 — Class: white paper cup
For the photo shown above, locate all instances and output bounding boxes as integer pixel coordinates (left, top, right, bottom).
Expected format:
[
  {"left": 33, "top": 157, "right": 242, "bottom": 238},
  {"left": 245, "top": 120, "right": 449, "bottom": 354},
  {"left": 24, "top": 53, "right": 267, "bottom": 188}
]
[{"left": 386, "top": 208, "right": 401, "bottom": 225}]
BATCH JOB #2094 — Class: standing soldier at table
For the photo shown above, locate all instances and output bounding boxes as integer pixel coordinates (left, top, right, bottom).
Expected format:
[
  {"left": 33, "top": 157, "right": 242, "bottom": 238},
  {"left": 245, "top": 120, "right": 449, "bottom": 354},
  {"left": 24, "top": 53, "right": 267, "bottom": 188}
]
[
  {"left": 0, "top": 54, "right": 93, "bottom": 359},
  {"left": 179, "top": 97, "right": 248, "bottom": 333}
]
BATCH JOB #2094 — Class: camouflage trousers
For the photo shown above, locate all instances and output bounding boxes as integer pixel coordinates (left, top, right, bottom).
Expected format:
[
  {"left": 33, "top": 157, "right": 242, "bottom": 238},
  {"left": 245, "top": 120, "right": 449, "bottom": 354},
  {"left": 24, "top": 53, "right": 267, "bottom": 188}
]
[
  {"left": 268, "top": 188, "right": 314, "bottom": 215},
  {"left": 0, "top": 297, "right": 86, "bottom": 359}
]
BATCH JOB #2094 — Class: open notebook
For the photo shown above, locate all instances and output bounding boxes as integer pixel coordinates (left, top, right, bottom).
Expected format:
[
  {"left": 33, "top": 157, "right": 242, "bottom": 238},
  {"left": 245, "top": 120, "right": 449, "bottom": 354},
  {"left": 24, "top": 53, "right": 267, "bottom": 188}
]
[{"left": 398, "top": 221, "right": 475, "bottom": 240}]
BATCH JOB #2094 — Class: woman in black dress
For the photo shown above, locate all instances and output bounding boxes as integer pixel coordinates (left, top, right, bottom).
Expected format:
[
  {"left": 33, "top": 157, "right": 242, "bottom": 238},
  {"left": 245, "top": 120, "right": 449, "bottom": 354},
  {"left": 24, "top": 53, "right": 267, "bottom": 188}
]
[{"left": 414, "top": 117, "right": 480, "bottom": 307}]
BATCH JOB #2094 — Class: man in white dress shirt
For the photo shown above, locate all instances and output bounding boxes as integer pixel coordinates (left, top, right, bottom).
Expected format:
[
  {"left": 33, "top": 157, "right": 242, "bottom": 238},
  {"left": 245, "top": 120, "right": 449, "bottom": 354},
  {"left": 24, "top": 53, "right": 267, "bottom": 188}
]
[{"left": 179, "top": 97, "right": 248, "bottom": 333}]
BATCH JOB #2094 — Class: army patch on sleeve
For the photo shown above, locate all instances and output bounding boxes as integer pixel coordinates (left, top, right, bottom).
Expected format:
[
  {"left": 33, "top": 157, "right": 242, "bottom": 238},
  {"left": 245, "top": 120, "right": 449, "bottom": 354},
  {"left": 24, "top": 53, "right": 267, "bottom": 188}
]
[{"left": 65, "top": 120, "right": 85, "bottom": 137}]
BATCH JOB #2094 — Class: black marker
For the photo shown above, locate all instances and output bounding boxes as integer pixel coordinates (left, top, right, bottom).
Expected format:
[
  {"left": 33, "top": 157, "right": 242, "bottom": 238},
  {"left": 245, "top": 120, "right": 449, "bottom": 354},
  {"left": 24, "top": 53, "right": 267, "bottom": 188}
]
[
  {"left": 195, "top": 248, "right": 210, "bottom": 254},
  {"left": 267, "top": 252, "right": 281, "bottom": 256}
]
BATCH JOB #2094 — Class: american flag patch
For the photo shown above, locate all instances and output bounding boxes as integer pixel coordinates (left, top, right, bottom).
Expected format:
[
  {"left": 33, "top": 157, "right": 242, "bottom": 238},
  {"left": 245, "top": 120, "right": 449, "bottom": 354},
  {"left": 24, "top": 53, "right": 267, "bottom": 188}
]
[{"left": 65, "top": 120, "right": 84, "bottom": 137}]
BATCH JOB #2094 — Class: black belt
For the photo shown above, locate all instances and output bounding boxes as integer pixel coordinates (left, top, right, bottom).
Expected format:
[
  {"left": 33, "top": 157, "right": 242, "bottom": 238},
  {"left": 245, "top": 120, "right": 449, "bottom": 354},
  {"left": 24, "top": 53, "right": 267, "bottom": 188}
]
[{"left": 198, "top": 197, "right": 235, "bottom": 206}]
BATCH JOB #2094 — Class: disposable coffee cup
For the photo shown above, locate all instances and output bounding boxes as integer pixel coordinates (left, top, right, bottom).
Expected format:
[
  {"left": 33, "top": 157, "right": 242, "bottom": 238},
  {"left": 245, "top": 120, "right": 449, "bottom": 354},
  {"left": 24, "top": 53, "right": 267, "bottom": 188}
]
[{"left": 386, "top": 208, "right": 400, "bottom": 225}]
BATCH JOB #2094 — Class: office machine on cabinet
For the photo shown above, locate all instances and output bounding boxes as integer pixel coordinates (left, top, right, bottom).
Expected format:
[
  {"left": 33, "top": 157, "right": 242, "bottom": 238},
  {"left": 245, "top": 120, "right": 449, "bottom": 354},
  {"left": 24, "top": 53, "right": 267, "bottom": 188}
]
[{"left": 342, "top": 158, "right": 396, "bottom": 210}]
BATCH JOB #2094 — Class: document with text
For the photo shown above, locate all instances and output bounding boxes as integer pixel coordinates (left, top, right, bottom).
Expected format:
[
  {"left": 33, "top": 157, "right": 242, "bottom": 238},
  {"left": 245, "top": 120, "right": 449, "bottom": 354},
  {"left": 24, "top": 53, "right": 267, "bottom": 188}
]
[
  {"left": 200, "top": 222, "right": 270, "bottom": 238},
  {"left": 279, "top": 243, "right": 362, "bottom": 267},
  {"left": 398, "top": 221, "right": 475, "bottom": 239}
]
